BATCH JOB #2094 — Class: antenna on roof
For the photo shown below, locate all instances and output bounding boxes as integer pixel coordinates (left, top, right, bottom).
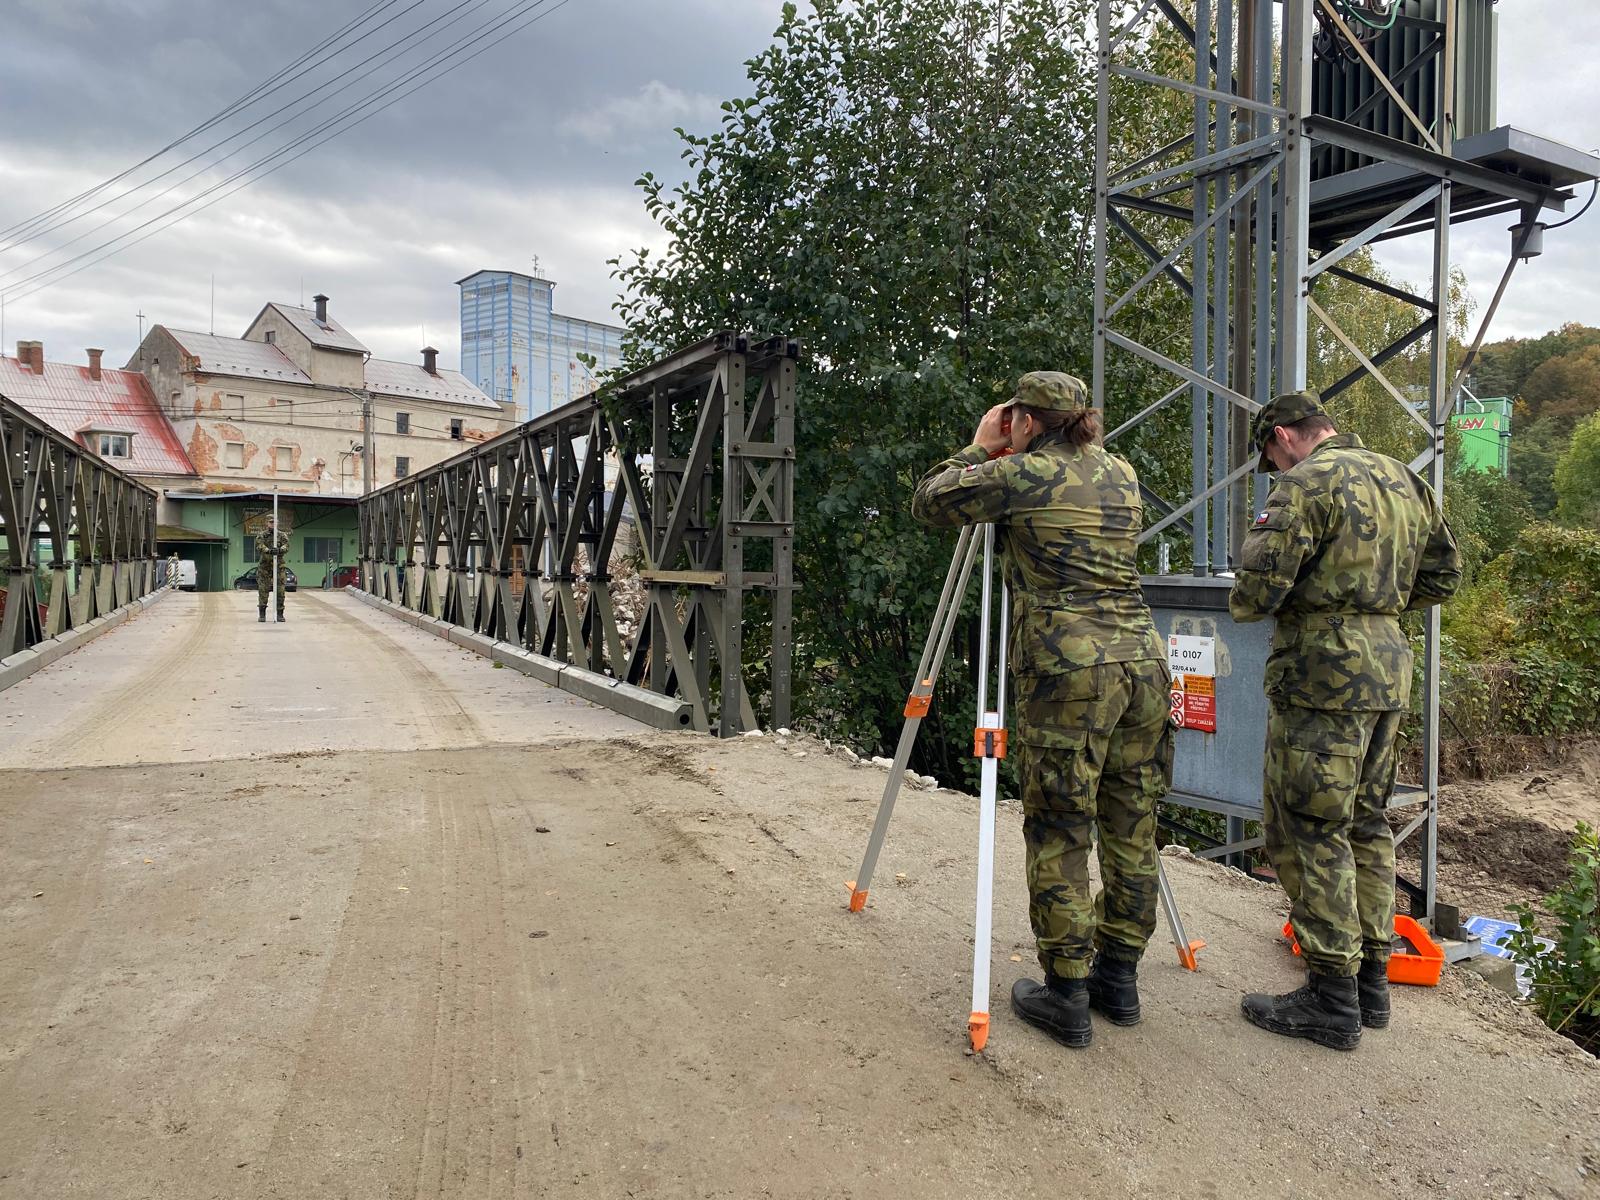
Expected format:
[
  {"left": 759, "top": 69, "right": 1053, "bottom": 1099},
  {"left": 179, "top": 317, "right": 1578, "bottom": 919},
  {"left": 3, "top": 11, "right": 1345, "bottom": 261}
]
[{"left": 137, "top": 310, "right": 146, "bottom": 344}]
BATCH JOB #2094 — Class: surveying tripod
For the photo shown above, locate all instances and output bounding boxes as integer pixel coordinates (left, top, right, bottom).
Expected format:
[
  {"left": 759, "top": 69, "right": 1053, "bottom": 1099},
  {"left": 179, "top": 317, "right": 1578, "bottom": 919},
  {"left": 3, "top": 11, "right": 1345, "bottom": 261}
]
[{"left": 845, "top": 522, "right": 1203, "bottom": 1053}]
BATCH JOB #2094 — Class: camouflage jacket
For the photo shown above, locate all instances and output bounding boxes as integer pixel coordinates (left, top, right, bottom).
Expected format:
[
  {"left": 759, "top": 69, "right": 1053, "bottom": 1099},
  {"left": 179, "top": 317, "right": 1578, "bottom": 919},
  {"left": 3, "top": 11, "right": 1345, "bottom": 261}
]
[
  {"left": 912, "top": 437, "right": 1164, "bottom": 676},
  {"left": 254, "top": 530, "right": 289, "bottom": 564},
  {"left": 1229, "top": 432, "right": 1461, "bottom": 711}
]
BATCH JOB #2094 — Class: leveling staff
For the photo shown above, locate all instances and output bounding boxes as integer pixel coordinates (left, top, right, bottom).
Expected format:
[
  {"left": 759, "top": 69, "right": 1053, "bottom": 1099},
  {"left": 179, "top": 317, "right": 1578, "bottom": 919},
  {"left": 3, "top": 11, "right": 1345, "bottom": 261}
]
[
  {"left": 1230, "top": 389, "right": 1460, "bottom": 1050},
  {"left": 912, "top": 371, "right": 1172, "bottom": 1049}
]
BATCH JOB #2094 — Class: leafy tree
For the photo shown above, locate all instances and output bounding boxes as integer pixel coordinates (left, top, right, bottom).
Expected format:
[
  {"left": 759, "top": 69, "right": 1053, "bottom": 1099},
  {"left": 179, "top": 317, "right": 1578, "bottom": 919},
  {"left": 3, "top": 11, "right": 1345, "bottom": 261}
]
[
  {"left": 1555, "top": 410, "right": 1600, "bottom": 529},
  {"left": 1472, "top": 322, "right": 1600, "bottom": 403},
  {"left": 610, "top": 0, "right": 1194, "bottom": 779},
  {"left": 1519, "top": 343, "right": 1600, "bottom": 431},
  {"left": 1513, "top": 415, "right": 1574, "bottom": 518}
]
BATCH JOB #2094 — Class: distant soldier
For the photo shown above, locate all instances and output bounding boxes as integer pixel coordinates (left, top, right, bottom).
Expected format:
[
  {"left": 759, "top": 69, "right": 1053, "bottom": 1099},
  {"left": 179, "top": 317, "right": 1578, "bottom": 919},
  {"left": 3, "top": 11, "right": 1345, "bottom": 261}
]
[
  {"left": 913, "top": 371, "right": 1172, "bottom": 1049},
  {"left": 1230, "top": 390, "right": 1460, "bottom": 1050},
  {"left": 255, "top": 516, "right": 290, "bottom": 623}
]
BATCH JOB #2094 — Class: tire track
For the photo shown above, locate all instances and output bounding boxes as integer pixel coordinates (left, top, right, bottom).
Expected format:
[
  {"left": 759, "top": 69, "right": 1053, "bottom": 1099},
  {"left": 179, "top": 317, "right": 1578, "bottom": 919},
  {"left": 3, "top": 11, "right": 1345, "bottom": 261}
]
[
  {"left": 31, "top": 592, "right": 223, "bottom": 764},
  {"left": 297, "top": 592, "right": 485, "bottom": 745}
]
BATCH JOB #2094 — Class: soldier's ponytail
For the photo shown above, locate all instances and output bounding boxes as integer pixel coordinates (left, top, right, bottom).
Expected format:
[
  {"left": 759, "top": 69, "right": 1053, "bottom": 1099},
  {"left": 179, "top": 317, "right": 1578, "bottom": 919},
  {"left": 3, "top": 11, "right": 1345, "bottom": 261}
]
[{"left": 1016, "top": 405, "right": 1102, "bottom": 449}]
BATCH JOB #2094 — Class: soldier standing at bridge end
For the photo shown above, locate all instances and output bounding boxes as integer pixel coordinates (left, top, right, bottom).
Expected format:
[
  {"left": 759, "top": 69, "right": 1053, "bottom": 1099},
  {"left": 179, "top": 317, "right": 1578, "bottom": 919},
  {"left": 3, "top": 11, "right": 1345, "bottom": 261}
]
[{"left": 256, "top": 516, "right": 290, "bottom": 624}]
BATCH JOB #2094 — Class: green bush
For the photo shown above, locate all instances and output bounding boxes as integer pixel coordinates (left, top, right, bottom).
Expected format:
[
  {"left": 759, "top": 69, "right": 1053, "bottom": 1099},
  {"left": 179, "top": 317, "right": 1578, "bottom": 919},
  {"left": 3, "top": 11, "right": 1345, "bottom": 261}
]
[{"left": 1507, "top": 823, "right": 1600, "bottom": 1056}]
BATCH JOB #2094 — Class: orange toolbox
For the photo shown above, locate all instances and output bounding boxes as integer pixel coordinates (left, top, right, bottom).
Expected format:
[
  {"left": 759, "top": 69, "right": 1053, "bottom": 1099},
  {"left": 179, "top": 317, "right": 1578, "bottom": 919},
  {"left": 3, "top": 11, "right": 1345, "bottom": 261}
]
[{"left": 1280, "top": 915, "right": 1445, "bottom": 985}]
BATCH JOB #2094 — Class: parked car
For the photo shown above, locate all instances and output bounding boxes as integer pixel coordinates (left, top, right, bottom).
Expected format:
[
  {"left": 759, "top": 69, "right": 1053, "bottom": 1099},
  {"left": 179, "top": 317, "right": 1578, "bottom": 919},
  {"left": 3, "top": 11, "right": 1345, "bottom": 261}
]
[
  {"left": 329, "top": 565, "right": 360, "bottom": 589},
  {"left": 234, "top": 566, "right": 298, "bottom": 592},
  {"left": 176, "top": 560, "right": 198, "bottom": 591}
]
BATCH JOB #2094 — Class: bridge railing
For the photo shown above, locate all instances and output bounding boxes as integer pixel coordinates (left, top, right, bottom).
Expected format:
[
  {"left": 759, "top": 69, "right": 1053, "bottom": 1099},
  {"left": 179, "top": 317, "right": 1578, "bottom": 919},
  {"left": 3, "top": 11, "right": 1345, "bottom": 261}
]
[
  {"left": 357, "top": 331, "right": 797, "bottom": 735},
  {"left": 0, "top": 391, "right": 161, "bottom": 658}
]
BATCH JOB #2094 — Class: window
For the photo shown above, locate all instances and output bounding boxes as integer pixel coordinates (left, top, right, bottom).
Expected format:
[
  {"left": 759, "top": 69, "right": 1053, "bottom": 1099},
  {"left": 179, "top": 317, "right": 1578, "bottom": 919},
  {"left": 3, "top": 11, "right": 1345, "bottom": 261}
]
[
  {"left": 395, "top": 456, "right": 410, "bottom": 478},
  {"left": 396, "top": 412, "right": 411, "bottom": 434},
  {"left": 97, "top": 433, "right": 130, "bottom": 458},
  {"left": 304, "top": 536, "right": 342, "bottom": 564},
  {"left": 274, "top": 446, "right": 293, "bottom": 472},
  {"left": 449, "top": 418, "right": 463, "bottom": 440},
  {"left": 224, "top": 442, "right": 245, "bottom": 469},
  {"left": 264, "top": 330, "right": 275, "bottom": 344},
  {"left": 226, "top": 392, "right": 245, "bottom": 419}
]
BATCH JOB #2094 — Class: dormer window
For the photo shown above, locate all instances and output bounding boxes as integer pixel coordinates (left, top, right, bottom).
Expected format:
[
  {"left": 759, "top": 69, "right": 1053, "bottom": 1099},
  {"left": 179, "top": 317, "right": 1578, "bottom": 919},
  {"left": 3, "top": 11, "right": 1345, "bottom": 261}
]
[
  {"left": 98, "top": 433, "right": 131, "bottom": 458},
  {"left": 264, "top": 330, "right": 276, "bottom": 344}
]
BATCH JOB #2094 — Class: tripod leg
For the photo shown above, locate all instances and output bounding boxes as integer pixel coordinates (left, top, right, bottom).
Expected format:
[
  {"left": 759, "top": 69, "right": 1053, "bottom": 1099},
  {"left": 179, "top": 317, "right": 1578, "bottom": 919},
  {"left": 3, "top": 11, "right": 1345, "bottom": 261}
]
[
  {"left": 846, "top": 528, "right": 983, "bottom": 911},
  {"left": 1157, "top": 856, "right": 1205, "bottom": 971}
]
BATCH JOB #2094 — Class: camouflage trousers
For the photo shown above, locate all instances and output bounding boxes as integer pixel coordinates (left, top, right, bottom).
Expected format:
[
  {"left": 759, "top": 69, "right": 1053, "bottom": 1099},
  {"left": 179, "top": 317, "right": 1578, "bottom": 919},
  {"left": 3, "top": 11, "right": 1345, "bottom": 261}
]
[
  {"left": 1014, "top": 659, "right": 1174, "bottom": 981},
  {"left": 1264, "top": 703, "right": 1403, "bottom": 978},
  {"left": 257, "top": 562, "right": 287, "bottom": 610}
]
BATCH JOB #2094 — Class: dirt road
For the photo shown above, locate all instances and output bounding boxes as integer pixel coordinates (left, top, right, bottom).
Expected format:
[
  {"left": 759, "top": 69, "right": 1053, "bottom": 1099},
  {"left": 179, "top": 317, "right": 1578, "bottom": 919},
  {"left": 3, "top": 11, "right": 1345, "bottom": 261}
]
[{"left": 2, "top": 712, "right": 1597, "bottom": 1196}]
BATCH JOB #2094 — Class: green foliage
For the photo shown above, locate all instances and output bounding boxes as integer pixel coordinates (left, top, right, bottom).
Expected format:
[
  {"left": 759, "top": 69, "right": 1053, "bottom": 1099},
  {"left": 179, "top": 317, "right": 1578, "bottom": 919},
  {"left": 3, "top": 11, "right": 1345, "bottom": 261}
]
[
  {"left": 1507, "top": 823, "right": 1600, "bottom": 1057},
  {"left": 1444, "top": 460, "right": 1533, "bottom": 586},
  {"left": 1555, "top": 410, "right": 1600, "bottom": 529},
  {"left": 608, "top": 0, "right": 1189, "bottom": 778},
  {"left": 1473, "top": 322, "right": 1600, "bottom": 403}
]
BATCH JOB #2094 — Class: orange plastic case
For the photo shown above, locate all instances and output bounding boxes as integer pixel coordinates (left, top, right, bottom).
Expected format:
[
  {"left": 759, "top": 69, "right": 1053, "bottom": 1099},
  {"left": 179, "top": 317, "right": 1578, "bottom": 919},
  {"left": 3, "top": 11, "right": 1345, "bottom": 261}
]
[{"left": 1280, "top": 916, "right": 1444, "bottom": 986}]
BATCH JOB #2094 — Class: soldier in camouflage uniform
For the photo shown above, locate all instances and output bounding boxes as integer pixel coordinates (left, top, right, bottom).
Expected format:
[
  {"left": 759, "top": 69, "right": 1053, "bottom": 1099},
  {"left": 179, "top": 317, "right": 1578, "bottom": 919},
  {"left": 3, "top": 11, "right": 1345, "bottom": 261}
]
[
  {"left": 913, "top": 371, "right": 1173, "bottom": 1049},
  {"left": 255, "top": 516, "right": 290, "bottom": 624},
  {"left": 1230, "top": 390, "right": 1459, "bottom": 1050}
]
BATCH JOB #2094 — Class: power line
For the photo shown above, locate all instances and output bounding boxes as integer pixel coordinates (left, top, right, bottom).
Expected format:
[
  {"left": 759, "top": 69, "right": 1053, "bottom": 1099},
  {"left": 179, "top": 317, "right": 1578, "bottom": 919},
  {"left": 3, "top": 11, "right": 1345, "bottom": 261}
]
[
  {"left": 0, "top": 0, "right": 574, "bottom": 304},
  {"left": 0, "top": 0, "right": 489, "bottom": 276},
  {"left": 0, "top": 0, "right": 411, "bottom": 251}
]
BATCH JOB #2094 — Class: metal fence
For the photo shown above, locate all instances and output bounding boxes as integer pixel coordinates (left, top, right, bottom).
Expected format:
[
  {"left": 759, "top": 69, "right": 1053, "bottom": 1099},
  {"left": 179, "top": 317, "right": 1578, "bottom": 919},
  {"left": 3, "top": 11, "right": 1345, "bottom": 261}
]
[
  {"left": 357, "top": 331, "right": 797, "bottom": 735},
  {"left": 0, "top": 391, "right": 161, "bottom": 657}
]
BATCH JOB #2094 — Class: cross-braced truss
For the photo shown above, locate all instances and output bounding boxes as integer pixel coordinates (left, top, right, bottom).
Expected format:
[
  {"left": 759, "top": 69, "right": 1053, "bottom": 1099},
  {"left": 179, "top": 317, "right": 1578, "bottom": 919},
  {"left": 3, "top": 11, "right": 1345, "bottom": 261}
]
[
  {"left": 358, "top": 332, "right": 797, "bottom": 736},
  {"left": 0, "top": 391, "right": 160, "bottom": 658}
]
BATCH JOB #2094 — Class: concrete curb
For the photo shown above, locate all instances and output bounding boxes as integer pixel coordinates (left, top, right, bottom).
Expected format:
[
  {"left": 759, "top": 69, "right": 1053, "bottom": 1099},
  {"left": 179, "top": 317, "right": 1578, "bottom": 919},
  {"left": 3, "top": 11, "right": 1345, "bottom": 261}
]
[
  {"left": 342, "top": 586, "right": 693, "bottom": 731},
  {"left": 0, "top": 586, "right": 172, "bottom": 694}
]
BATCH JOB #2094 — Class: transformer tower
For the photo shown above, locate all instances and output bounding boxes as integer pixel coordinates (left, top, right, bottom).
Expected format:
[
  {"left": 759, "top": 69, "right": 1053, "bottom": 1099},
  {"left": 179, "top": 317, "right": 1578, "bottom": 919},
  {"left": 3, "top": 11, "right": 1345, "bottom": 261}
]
[{"left": 1096, "top": 0, "right": 1599, "bottom": 920}]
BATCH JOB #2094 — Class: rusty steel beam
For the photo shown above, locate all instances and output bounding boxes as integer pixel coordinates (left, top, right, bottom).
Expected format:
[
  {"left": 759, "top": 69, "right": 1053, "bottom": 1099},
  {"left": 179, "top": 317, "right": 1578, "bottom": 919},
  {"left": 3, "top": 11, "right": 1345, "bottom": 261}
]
[
  {"left": 357, "top": 332, "right": 799, "bottom": 736},
  {"left": 0, "top": 390, "right": 159, "bottom": 659}
]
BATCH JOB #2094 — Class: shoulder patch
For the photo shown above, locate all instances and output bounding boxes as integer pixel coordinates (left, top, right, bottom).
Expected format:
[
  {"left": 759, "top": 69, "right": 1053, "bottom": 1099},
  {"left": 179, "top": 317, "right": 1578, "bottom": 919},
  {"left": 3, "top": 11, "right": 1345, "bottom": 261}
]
[{"left": 1254, "top": 510, "right": 1271, "bottom": 526}]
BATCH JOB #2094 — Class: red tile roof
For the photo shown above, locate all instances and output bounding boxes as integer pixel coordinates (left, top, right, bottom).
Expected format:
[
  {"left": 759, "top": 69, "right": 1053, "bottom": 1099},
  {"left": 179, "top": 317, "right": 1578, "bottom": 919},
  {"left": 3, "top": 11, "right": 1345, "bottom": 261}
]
[{"left": 0, "top": 354, "right": 198, "bottom": 478}]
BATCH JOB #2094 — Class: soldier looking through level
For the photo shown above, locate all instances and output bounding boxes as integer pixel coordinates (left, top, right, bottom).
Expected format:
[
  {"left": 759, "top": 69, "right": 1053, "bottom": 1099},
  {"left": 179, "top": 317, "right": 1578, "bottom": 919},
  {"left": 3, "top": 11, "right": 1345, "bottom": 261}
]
[
  {"left": 255, "top": 516, "right": 290, "bottom": 624},
  {"left": 1230, "top": 389, "right": 1460, "bottom": 1050},
  {"left": 912, "top": 371, "right": 1173, "bottom": 1049}
]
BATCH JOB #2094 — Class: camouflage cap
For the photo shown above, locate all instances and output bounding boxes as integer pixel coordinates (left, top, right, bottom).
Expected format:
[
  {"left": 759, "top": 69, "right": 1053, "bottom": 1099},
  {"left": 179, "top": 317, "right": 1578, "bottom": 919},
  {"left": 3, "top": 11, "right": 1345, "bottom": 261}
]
[
  {"left": 1251, "top": 389, "right": 1329, "bottom": 472},
  {"left": 1011, "top": 370, "right": 1089, "bottom": 413}
]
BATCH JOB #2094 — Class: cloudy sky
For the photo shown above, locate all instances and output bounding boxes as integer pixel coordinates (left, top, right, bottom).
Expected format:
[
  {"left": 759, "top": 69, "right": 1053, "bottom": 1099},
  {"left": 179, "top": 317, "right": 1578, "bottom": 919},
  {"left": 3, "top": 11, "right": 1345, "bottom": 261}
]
[{"left": 1, "top": 0, "right": 1597, "bottom": 376}]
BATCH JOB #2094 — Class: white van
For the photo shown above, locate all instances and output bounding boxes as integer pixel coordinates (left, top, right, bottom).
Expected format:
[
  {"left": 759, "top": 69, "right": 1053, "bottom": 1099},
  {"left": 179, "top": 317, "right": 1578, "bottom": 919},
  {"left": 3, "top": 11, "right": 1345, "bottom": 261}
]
[{"left": 176, "top": 560, "right": 197, "bottom": 591}]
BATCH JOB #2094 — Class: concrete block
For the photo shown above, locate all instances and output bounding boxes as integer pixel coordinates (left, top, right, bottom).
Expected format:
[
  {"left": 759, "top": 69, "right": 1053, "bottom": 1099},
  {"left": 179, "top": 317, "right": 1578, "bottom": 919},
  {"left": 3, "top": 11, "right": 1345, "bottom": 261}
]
[
  {"left": 29, "top": 637, "right": 68, "bottom": 668},
  {"left": 446, "top": 628, "right": 499, "bottom": 659},
  {"left": 1461, "top": 953, "right": 1521, "bottom": 999},
  {"left": 0, "top": 648, "right": 43, "bottom": 691},
  {"left": 557, "top": 664, "right": 695, "bottom": 731},
  {"left": 490, "top": 643, "right": 564, "bottom": 686}
]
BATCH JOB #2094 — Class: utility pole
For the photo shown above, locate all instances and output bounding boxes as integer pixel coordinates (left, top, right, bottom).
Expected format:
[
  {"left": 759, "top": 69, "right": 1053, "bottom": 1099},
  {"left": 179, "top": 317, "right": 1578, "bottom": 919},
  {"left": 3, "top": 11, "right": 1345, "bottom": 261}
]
[{"left": 361, "top": 392, "right": 374, "bottom": 495}]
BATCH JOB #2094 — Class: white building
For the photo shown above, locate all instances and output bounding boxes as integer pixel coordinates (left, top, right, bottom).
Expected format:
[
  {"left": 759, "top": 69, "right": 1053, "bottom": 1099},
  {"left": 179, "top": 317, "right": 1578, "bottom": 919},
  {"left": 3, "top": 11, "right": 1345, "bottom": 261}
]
[{"left": 130, "top": 293, "right": 515, "bottom": 494}]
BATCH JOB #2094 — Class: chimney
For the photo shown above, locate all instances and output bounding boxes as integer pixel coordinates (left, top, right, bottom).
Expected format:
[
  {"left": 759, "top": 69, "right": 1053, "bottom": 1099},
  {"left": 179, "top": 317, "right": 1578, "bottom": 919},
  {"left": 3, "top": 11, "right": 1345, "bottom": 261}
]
[
  {"left": 86, "top": 348, "right": 103, "bottom": 381},
  {"left": 421, "top": 345, "right": 438, "bottom": 376},
  {"left": 15, "top": 340, "right": 29, "bottom": 366},
  {"left": 29, "top": 342, "right": 44, "bottom": 374},
  {"left": 313, "top": 293, "right": 329, "bottom": 323}
]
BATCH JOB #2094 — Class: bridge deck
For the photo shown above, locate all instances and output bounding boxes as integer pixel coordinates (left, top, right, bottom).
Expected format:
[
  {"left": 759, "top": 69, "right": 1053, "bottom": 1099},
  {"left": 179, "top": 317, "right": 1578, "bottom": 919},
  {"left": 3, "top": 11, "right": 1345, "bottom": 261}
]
[
  {"left": 0, "top": 590, "right": 641, "bottom": 769},
  {"left": 0, "top": 594, "right": 1595, "bottom": 1197}
]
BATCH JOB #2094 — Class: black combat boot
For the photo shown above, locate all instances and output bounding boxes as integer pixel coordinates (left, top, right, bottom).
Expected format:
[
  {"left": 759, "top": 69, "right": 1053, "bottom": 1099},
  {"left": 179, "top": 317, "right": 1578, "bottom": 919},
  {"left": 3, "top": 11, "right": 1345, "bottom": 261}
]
[
  {"left": 1241, "top": 972, "right": 1361, "bottom": 1051},
  {"left": 276, "top": 608, "right": 285, "bottom": 623},
  {"left": 258, "top": 605, "right": 266, "bottom": 623},
  {"left": 1357, "top": 957, "right": 1391, "bottom": 1030},
  {"left": 1011, "top": 975, "right": 1092, "bottom": 1048},
  {"left": 1086, "top": 953, "right": 1142, "bottom": 1026}
]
